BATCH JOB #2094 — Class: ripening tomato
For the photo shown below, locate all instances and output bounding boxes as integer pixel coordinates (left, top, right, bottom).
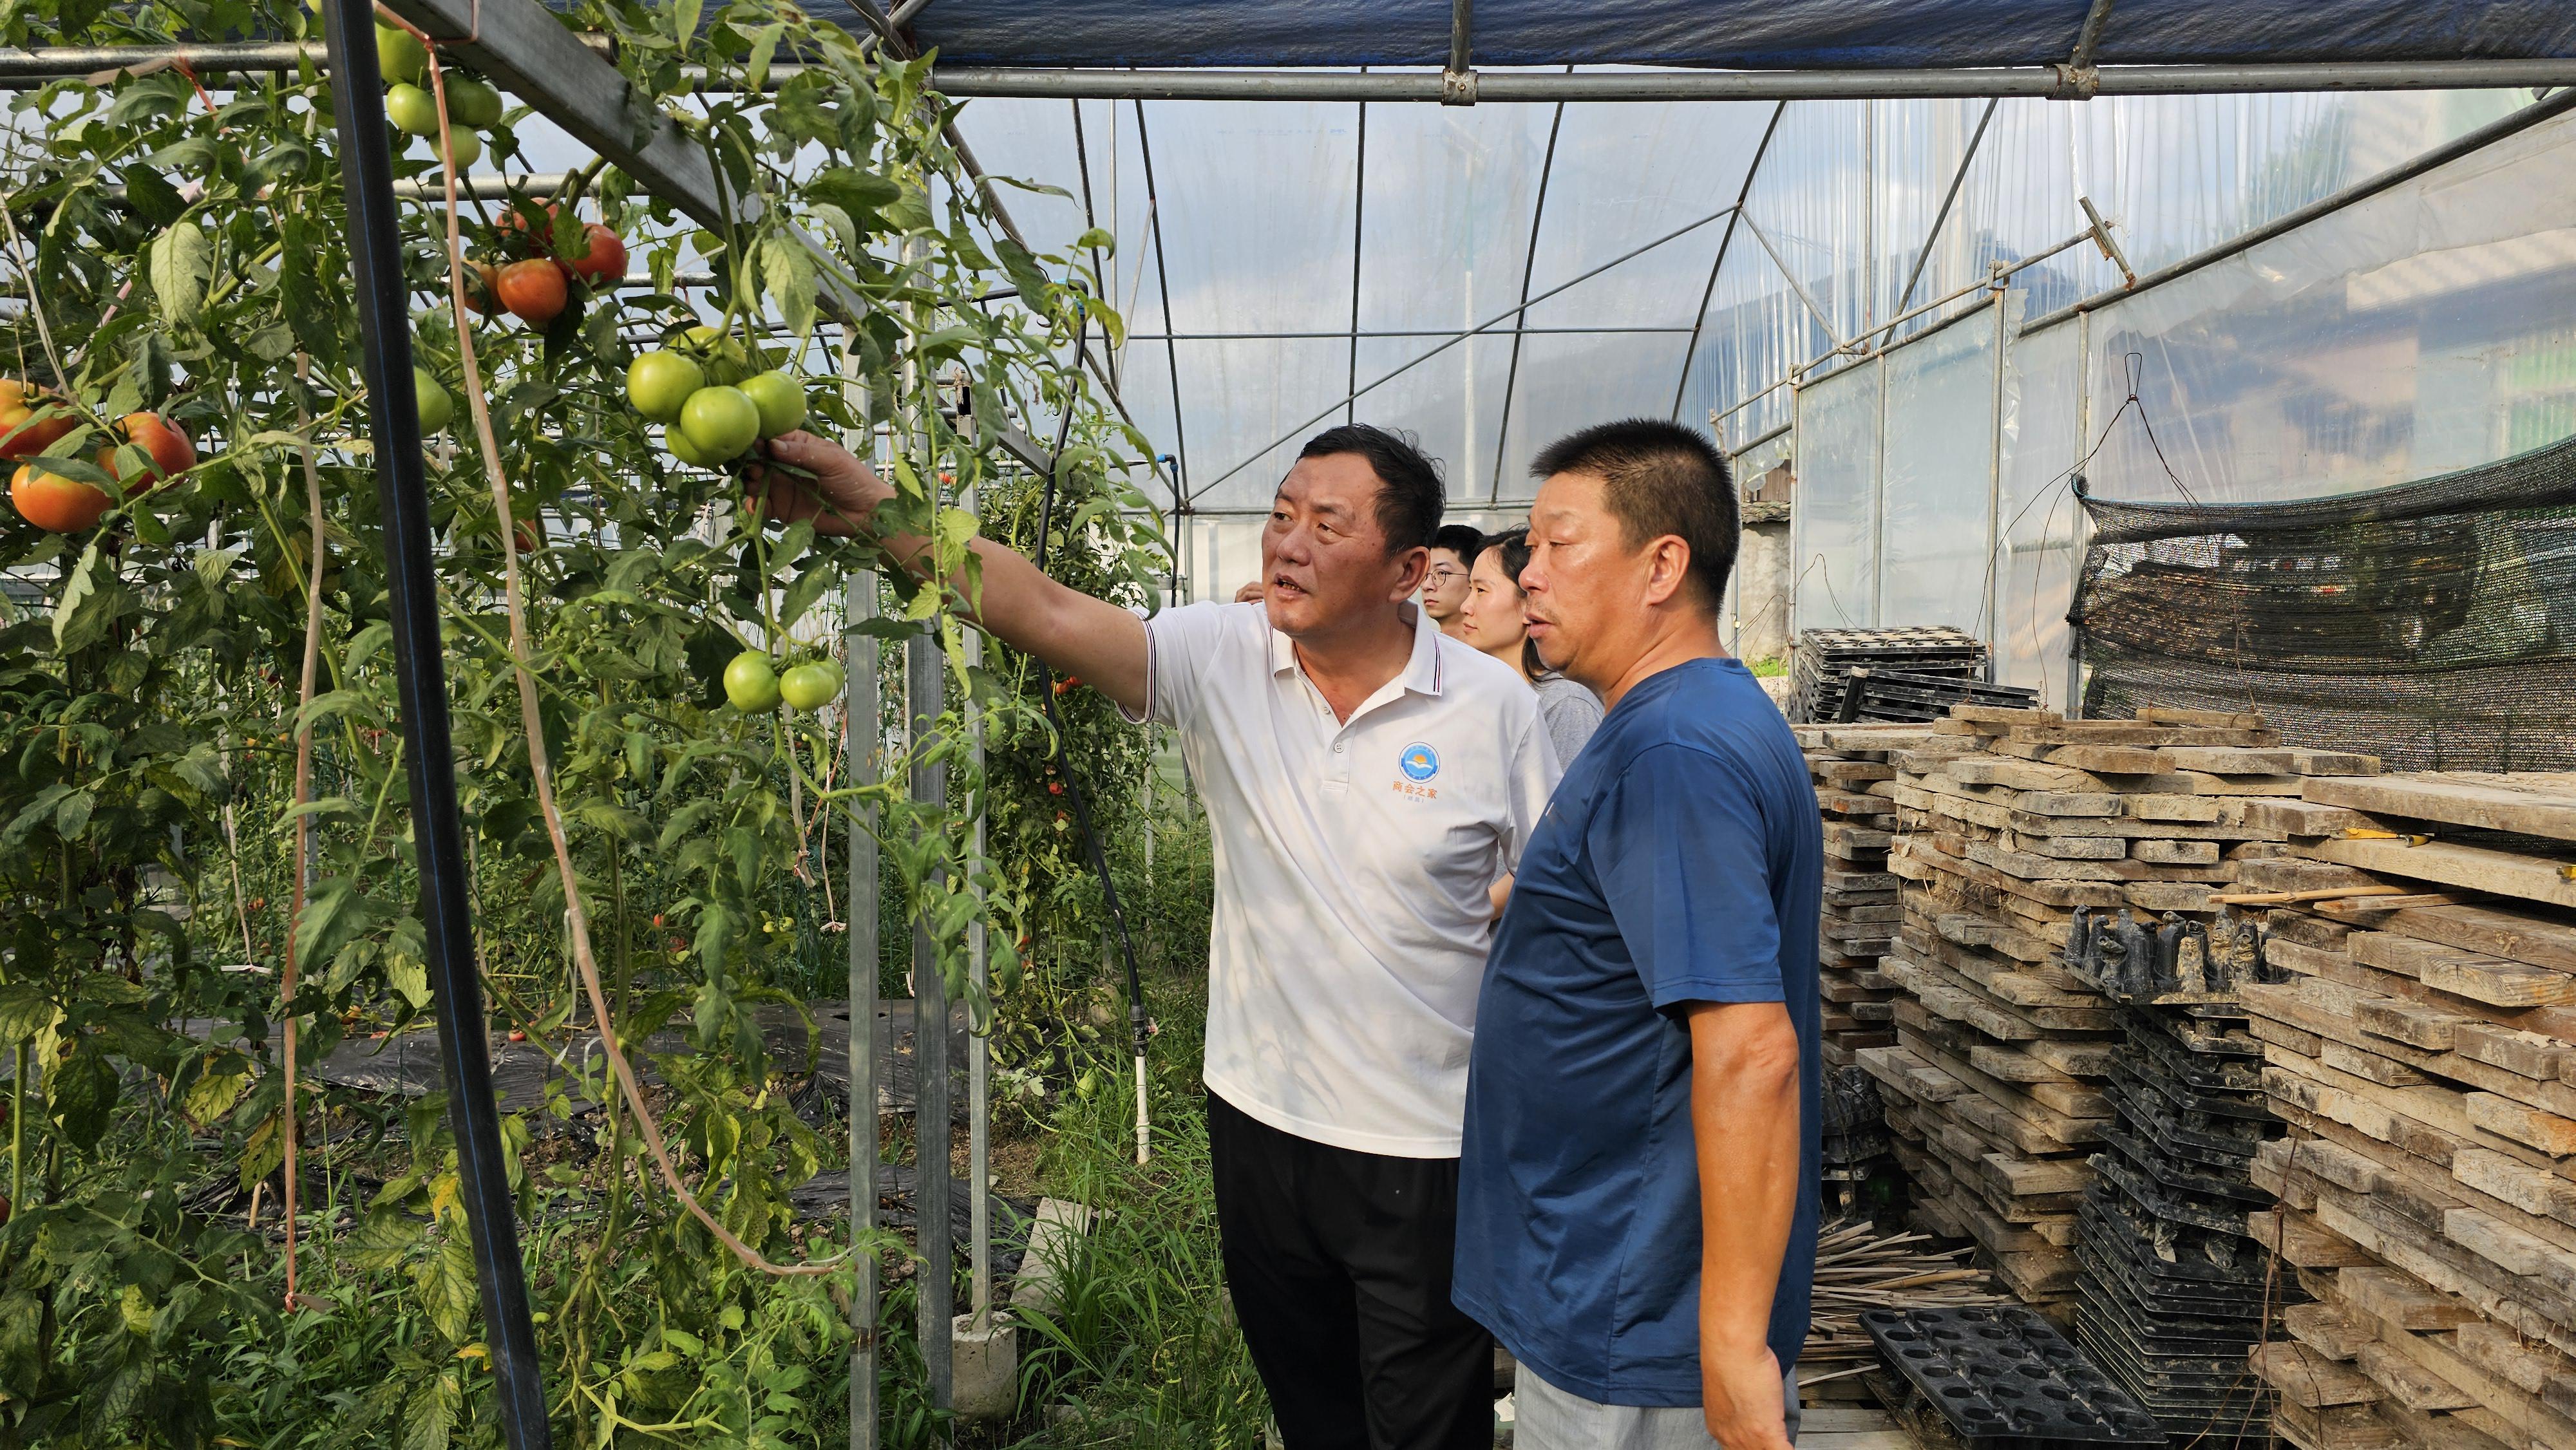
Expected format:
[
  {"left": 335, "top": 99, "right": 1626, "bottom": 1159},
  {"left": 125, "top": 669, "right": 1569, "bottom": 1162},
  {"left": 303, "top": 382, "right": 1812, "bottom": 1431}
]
[
  {"left": 462, "top": 261, "right": 500, "bottom": 314},
  {"left": 0, "top": 380, "right": 75, "bottom": 461},
  {"left": 96, "top": 412, "right": 195, "bottom": 489},
  {"left": 496, "top": 200, "right": 559, "bottom": 257},
  {"left": 10, "top": 463, "right": 112, "bottom": 532},
  {"left": 495, "top": 259, "right": 567, "bottom": 325},
  {"left": 569, "top": 223, "right": 626, "bottom": 286}
]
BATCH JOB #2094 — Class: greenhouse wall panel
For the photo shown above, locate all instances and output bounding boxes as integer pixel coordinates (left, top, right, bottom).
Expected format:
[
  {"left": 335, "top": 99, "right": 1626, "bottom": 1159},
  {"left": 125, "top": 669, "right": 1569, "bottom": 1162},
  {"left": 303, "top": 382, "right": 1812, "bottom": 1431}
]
[
  {"left": 1790, "top": 358, "right": 1882, "bottom": 631},
  {"left": 1877, "top": 305, "right": 2003, "bottom": 637}
]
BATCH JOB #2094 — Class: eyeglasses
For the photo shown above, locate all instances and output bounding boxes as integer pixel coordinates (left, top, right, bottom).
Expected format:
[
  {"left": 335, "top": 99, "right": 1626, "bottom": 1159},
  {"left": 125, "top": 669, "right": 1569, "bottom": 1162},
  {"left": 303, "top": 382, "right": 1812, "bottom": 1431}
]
[{"left": 1426, "top": 567, "right": 1467, "bottom": 584}]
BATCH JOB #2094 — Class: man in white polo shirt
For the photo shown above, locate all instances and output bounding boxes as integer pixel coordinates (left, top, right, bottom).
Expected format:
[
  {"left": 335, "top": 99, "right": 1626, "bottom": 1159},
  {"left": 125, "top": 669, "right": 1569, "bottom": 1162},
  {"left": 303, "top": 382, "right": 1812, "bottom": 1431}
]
[{"left": 753, "top": 422, "right": 1557, "bottom": 1449}]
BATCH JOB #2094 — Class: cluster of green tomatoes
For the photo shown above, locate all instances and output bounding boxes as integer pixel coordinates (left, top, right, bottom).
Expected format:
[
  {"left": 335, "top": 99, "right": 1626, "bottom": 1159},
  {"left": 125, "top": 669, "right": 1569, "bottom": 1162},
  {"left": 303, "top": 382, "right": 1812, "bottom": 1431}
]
[
  {"left": 626, "top": 328, "right": 808, "bottom": 467},
  {"left": 375, "top": 23, "right": 504, "bottom": 167},
  {"left": 724, "top": 651, "right": 845, "bottom": 713}
]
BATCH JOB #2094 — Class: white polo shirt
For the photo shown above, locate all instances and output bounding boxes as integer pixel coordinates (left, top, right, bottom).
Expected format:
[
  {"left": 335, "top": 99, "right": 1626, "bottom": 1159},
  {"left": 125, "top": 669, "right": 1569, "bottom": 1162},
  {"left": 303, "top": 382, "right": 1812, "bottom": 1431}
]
[{"left": 1131, "top": 600, "right": 1560, "bottom": 1156}]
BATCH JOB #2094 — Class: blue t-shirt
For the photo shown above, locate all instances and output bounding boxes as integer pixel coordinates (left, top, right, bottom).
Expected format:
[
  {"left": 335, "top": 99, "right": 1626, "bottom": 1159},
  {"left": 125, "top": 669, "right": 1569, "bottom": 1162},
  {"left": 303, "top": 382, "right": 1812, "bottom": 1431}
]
[{"left": 1454, "top": 657, "right": 1822, "bottom": 1407}]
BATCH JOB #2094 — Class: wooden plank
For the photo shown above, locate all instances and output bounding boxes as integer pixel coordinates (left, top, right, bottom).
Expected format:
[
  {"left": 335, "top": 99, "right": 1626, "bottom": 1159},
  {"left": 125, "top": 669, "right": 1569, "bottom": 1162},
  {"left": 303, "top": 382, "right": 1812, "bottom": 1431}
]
[
  {"left": 2304, "top": 837, "right": 2576, "bottom": 911},
  {"left": 2166, "top": 745, "right": 2299, "bottom": 773},
  {"left": 2254, "top": 1342, "right": 2383, "bottom": 1408},
  {"left": 2041, "top": 744, "right": 2170, "bottom": 773},
  {"left": 2133, "top": 838, "right": 2221, "bottom": 865},
  {"left": 2287, "top": 1302, "right": 2380, "bottom": 1359},
  {"left": 2355, "top": 1341, "right": 2479, "bottom": 1411},
  {"left": 2465, "top": 1093, "right": 2576, "bottom": 1157},
  {"left": 2367, "top": 903, "right": 2576, "bottom": 976},
  {"left": 2248, "top": 798, "right": 2384, "bottom": 836},
  {"left": 2009, "top": 722, "right": 2280, "bottom": 746},
  {"left": 2306, "top": 773, "right": 2576, "bottom": 845}
]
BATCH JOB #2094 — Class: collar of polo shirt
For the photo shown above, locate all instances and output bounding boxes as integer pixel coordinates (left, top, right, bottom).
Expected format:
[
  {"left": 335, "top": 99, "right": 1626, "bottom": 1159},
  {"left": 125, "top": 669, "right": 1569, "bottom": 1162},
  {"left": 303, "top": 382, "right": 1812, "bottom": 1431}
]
[{"left": 1264, "top": 599, "right": 1447, "bottom": 704}]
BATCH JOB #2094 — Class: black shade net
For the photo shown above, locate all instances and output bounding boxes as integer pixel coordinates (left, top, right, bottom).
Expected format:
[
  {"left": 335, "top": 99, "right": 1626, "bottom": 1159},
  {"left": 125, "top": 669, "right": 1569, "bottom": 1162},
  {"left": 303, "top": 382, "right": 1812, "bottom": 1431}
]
[{"left": 2072, "top": 430, "right": 2576, "bottom": 771}]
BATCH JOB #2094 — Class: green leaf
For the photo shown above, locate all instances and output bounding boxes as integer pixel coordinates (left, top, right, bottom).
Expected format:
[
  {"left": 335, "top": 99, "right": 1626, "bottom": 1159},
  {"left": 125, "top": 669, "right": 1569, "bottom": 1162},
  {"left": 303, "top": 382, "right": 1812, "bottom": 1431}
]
[
  {"left": 808, "top": 200, "right": 860, "bottom": 258},
  {"left": 412, "top": 1231, "right": 478, "bottom": 1342},
  {"left": 295, "top": 875, "right": 389, "bottom": 974},
  {"left": 48, "top": 1045, "right": 118, "bottom": 1151},
  {"left": 401, "top": 1369, "right": 460, "bottom": 1450},
  {"left": 746, "top": 22, "right": 784, "bottom": 92},
  {"left": 52, "top": 787, "right": 94, "bottom": 841},
  {"left": 764, "top": 236, "right": 819, "bottom": 343},
  {"left": 149, "top": 220, "right": 211, "bottom": 329},
  {"left": 178, "top": 1052, "right": 250, "bottom": 1128},
  {"left": 120, "top": 165, "right": 185, "bottom": 228},
  {"left": 51, "top": 537, "right": 106, "bottom": 652},
  {"left": 0, "top": 983, "right": 57, "bottom": 1042},
  {"left": 346, "top": 1208, "right": 419, "bottom": 1272}
]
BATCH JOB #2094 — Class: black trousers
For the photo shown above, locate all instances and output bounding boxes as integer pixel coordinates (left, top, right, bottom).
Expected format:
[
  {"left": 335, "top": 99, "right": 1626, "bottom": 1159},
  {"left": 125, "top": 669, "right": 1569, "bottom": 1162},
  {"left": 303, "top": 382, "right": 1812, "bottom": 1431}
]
[{"left": 1208, "top": 1092, "right": 1495, "bottom": 1450}]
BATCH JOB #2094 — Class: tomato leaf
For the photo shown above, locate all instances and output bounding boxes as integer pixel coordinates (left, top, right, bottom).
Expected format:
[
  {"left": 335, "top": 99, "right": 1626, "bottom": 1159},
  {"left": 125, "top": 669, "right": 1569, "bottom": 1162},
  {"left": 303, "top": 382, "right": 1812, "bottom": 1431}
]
[
  {"left": 764, "top": 236, "right": 819, "bottom": 343},
  {"left": 148, "top": 220, "right": 210, "bottom": 329}
]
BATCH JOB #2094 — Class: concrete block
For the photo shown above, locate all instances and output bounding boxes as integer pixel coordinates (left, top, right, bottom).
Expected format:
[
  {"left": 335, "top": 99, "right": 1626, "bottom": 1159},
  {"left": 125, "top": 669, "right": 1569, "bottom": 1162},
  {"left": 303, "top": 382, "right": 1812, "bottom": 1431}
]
[
  {"left": 952, "top": 1312, "right": 1018, "bottom": 1422},
  {"left": 1006, "top": 1197, "right": 1096, "bottom": 1318}
]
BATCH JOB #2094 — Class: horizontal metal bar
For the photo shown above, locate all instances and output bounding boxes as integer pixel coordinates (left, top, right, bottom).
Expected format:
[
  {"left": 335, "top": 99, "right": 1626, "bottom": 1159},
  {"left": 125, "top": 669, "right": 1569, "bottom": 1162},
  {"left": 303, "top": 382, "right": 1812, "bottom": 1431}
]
[
  {"left": 0, "top": 35, "right": 609, "bottom": 86},
  {"left": 930, "top": 59, "right": 2576, "bottom": 103},
  {"left": 1723, "top": 418, "right": 1793, "bottom": 458},
  {"left": 1126, "top": 325, "right": 1696, "bottom": 341}
]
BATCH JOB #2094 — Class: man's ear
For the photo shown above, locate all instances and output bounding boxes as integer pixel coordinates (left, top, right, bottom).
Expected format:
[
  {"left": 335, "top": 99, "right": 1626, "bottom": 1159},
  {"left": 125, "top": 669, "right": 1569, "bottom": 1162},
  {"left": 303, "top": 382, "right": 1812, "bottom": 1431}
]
[
  {"left": 1640, "top": 535, "right": 1693, "bottom": 607},
  {"left": 1390, "top": 544, "right": 1432, "bottom": 600}
]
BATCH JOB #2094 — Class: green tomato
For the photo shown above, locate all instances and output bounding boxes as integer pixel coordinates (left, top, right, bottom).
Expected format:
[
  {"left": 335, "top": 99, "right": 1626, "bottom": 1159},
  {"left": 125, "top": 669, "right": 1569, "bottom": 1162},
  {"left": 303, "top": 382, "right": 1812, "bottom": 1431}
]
[
  {"left": 376, "top": 24, "right": 428, "bottom": 84},
  {"left": 678, "top": 386, "right": 761, "bottom": 462},
  {"left": 436, "top": 129, "right": 482, "bottom": 169},
  {"left": 414, "top": 367, "right": 453, "bottom": 433},
  {"left": 739, "top": 372, "right": 807, "bottom": 438},
  {"left": 665, "top": 425, "right": 719, "bottom": 467},
  {"left": 384, "top": 83, "right": 440, "bottom": 137},
  {"left": 680, "top": 324, "right": 751, "bottom": 384},
  {"left": 447, "top": 77, "right": 504, "bottom": 129},
  {"left": 779, "top": 661, "right": 845, "bottom": 712},
  {"left": 625, "top": 350, "right": 704, "bottom": 422},
  {"left": 723, "top": 652, "right": 782, "bottom": 713}
]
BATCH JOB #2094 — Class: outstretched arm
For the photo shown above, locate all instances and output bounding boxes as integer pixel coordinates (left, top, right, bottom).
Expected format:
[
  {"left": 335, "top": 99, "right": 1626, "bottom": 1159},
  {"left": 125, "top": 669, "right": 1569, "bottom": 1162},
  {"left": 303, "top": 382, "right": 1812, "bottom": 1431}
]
[{"left": 748, "top": 430, "right": 1150, "bottom": 716}]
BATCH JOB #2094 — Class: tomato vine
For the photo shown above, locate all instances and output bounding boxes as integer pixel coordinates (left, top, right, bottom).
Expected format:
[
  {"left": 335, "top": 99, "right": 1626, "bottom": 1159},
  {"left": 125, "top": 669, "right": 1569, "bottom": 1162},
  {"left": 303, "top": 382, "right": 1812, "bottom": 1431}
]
[{"left": 0, "top": 0, "right": 1169, "bottom": 1444}]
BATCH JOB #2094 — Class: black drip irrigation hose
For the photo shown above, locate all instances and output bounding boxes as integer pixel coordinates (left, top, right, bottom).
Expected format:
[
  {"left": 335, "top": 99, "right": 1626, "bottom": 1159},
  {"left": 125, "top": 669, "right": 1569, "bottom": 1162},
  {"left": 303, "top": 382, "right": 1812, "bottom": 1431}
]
[{"left": 1023, "top": 294, "right": 1155, "bottom": 1163}]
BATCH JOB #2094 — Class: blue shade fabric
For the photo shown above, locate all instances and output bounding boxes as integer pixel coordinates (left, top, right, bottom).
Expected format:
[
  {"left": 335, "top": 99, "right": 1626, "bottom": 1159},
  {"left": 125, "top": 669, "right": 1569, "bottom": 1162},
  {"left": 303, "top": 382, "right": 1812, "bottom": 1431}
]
[{"left": 818, "top": 1, "right": 2576, "bottom": 70}]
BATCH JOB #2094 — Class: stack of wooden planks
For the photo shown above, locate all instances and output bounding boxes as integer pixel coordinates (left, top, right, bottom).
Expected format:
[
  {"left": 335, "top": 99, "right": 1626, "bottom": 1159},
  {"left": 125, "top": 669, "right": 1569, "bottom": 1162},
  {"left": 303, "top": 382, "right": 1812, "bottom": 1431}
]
[
  {"left": 2239, "top": 771, "right": 2576, "bottom": 1450},
  {"left": 1856, "top": 704, "right": 2381, "bottom": 1318},
  {"left": 1796, "top": 722, "right": 1973, "bottom": 1203}
]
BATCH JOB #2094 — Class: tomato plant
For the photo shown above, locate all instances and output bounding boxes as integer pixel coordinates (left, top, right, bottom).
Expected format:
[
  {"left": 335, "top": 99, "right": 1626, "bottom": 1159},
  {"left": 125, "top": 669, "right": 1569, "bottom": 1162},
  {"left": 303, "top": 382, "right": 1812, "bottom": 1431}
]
[{"left": 0, "top": 0, "right": 1167, "bottom": 1445}]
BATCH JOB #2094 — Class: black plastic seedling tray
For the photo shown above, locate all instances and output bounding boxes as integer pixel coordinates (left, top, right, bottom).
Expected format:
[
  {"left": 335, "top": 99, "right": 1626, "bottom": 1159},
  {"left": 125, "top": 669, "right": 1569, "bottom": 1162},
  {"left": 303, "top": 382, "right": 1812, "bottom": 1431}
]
[{"left": 1864, "top": 1306, "right": 2168, "bottom": 1449}]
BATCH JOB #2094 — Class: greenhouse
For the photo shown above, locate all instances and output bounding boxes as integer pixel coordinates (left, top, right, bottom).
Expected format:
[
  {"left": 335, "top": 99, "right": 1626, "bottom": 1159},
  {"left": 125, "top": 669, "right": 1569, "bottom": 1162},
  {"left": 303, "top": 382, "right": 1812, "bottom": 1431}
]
[{"left": 4, "top": 1, "right": 2576, "bottom": 1448}]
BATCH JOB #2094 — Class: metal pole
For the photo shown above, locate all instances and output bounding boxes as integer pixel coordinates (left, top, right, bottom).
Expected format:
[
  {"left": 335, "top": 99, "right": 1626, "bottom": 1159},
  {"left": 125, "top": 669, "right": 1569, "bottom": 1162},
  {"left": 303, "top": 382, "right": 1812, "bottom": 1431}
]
[
  {"left": 1488, "top": 95, "right": 1567, "bottom": 502},
  {"left": 964, "top": 486, "right": 991, "bottom": 1330},
  {"left": 907, "top": 625, "right": 952, "bottom": 1411},
  {"left": 927, "top": 59, "right": 2576, "bottom": 102},
  {"left": 841, "top": 338, "right": 882, "bottom": 1450},
  {"left": 1894, "top": 98, "right": 1999, "bottom": 317},
  {"left": 319, "top": 3, "right": 547, "bottom": 1446},
  {"left": 1133, "top": 101, "right": 1192, "bottom": 500},
  {"left": 1346, "top": 89, "right": 1367, "bottom": 425},
  {"left": 1672, "top": 101, "right": 1786, "bottom": 422},
  {"left": 1984, "top": 289, "right": 2007, "bottom": 676}
]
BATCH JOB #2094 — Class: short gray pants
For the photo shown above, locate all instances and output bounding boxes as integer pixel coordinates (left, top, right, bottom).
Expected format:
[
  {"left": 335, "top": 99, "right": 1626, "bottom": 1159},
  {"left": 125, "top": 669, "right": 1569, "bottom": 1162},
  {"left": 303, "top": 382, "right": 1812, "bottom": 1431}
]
[{"left": 1515, "top": 1364, "right": 1801, "bottom": 1448}]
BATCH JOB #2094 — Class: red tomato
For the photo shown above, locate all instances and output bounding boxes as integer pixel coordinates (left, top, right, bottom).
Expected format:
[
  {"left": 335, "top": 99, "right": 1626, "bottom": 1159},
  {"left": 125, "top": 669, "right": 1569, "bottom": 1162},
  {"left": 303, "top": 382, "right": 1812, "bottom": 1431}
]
[
  {"left": 495, "top": 259, "right": 567, "bottom": 325},
  {"left": 97, "top": 412, "right": 196, "bottom": 489},
  {"left": 10, "top": 462, "right": 112, "bottom": 532},
  {"left": 569, "top": 223, "right": 626, "bottom": 285}
]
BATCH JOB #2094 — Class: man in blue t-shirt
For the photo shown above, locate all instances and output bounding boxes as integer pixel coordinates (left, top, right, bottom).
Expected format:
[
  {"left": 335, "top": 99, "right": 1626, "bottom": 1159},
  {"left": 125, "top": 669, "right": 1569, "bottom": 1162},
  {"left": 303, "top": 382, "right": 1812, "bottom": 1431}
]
[{"left": 1455, "top": 419, "right": 1822, "bottom": 1449}]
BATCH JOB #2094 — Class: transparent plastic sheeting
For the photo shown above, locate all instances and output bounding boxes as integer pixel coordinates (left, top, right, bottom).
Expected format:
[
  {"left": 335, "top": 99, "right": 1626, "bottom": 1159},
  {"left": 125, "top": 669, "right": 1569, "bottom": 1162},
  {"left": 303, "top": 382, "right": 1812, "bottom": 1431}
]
[
  {"left": 1788, "top": 359, "right": 1879, "bottom": 634},
  {"left": 1879, "top": 303, "right": 2006, "bottom": 637},
  {"left": 1780, "top": 105, "right": 2576, "bottom": 697},
  {"left": 843, "top": 1, "right": 2576, "bottom": 70},
  {"left": 950, "top": 89, "right": 2539, "bottom": 517}
]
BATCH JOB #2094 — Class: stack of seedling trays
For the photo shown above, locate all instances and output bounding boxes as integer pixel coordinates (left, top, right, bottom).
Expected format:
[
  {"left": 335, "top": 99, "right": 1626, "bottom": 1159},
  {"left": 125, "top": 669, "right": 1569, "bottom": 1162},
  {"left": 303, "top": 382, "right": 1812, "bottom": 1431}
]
[
  {"left": 1863, "top": 1304, "right": 2166, "bottom": 1449},
  {"left": 1790, "top": 626, "right": 1990, "bottom": 724},
  {"left": 2076, "top": 1004, "right": 2287, "bottom": 1448},
  {"left": 1834, "top": 668, "right": 2043, "bottom": 725}
]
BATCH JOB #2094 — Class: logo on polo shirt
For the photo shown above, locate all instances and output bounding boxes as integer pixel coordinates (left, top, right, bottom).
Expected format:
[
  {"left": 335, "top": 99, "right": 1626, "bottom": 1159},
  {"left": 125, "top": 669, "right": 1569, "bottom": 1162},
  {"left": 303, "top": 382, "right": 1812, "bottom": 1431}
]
[{"left": 1398, "top": 742, "right": 1440, "bottom": 782}]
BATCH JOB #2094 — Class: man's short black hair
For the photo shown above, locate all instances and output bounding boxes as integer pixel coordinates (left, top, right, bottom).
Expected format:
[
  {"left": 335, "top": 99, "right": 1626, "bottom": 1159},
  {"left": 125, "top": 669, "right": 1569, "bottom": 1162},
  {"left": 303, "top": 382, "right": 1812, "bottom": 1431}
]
[
  {"left": 1431, "top": 523, "right": 1485, "bottom": 568},
  {"left": 1528, "top": 419, "right": 1737, "bottom": 610},
  {"left": 1296, "top": 423, "right": 1444, "bottom": 554}
]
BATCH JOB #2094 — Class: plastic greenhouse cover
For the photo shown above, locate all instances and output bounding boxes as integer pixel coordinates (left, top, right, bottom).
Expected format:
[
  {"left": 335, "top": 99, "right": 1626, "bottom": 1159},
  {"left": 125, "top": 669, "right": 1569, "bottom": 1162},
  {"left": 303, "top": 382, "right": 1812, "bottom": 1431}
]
[
  {"left": 950, "top": 89, "right": 2544, "bottom": 515},
  {"left": 831, "top": 1, "right": 2576, "bottom": 69}
]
